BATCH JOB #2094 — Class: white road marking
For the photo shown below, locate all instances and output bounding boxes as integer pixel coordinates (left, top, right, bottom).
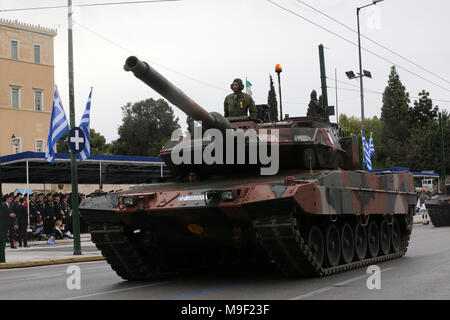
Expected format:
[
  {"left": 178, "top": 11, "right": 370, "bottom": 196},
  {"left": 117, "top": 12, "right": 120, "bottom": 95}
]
[
  {"left": 64, "top": 281, "right": 171, "bottom": 300},
  {"left": 289, "top": 267, "right": 396, "bottom": 300}
]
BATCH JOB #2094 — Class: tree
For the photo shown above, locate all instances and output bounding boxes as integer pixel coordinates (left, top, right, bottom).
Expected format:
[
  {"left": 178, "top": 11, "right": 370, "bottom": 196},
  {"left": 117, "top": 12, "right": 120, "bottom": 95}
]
[
  {"left": 186, "top": 115, "right": 194, "bottom": 136},
  {"left": 406, "top": 105, "right": 449, "bottom": 173},
  {"left": 408, "top": 90, "right": 439, "bottom": 129},
  {"left": 339, "top": 114, "right": 383, "bottom": 169},
  {"left": 379, "top": 66, "right": 411, "bottom": 167},
  {"left": 90, "top": 129, "right": 110, "bottom": 154},
  {"left": 267, "top": 75, "right": 278, "bottom": 121},
  {"left": 111, "top": 98, "right": 180, "bottom": 156}
]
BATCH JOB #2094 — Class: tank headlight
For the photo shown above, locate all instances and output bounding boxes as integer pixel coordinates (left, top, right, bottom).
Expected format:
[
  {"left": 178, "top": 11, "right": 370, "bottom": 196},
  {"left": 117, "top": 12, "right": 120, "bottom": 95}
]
[
  {"left": 221, "top": 191, "right": 234, "bottom": 201},
  {"left": 123, "top": 197, "right": 135, "bottom": 207}
]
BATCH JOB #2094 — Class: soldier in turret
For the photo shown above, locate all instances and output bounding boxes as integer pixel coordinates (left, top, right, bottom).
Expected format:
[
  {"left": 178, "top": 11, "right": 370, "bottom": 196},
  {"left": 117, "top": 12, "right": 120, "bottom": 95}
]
[
  {"left": 224, "top": 78, "right": 258, "bottom": 120},
  {"left": 307, "top": 90, "right": 324, "bottom": 117}
]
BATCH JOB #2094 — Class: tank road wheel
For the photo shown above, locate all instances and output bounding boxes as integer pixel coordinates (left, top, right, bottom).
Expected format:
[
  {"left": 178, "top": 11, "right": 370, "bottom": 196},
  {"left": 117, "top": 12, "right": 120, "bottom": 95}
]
[
  {"left": 390, "top": 218, "right": 401, "bottom": 253},
  {"left": 307, "top": 225, "right": 324, "bottom": 268},
  {"left": 324, "top": 224, "right": 341, "bottom": 267},
  {"left": 340, "top": 223, "right": 354, "bottom": 264},
  {"left": 367, "top": 220, "right": 380, "bottom": 258},
  {"left": 379, "top": 220, "right": 391, "bottom": 256},
  {"left": 354, "top": 223, "right": 367, "bottom": 261}
]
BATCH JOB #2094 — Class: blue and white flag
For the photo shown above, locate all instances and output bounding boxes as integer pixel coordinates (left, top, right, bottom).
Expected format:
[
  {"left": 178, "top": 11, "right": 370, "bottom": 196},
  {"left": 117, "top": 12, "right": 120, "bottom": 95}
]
[
  {"left": 361, "top": 131, "right": 374, "bottom": 170},
  {"left": 368, "top": 132, "right": 375, "bottom": 158},
  {"left": 45, "top": 87, "right": 69, "bottom": 164},
  {"left": 77, "top": 88, "right": 92, "bottom": 161}
]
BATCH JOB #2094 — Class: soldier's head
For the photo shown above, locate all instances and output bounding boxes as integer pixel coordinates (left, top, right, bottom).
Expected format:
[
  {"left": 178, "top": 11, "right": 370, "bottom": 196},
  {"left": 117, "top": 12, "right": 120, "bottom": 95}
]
[
  {"left": 231, "top": 78, "right": 244, "bottom": 93},
  {"left": 310, "top": 90, "right": 317, "bottom": 100},
  {"left": 188, "top": 171, "right": 197, "bottom": 182}
]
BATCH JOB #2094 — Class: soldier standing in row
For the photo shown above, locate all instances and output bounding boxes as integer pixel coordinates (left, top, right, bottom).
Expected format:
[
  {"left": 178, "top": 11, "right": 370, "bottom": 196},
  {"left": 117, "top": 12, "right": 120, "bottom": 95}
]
[
  {"left": 61, "top": 194, "right": 72, "bottom": 234},
  {"left": 43, "top": 193, "right": 55, "bottom": 235},
  {"left": 2, "top": 195, "right": 17, "bottom": 248},
  {"left": 224, "top": 78, "right": 258, "bottom": 120},
  {"left": 29, "top": 193, "right": 39, "bottom": 225},
  {"left": 15, "top": 198, "right": 29, "bottom": 247}
]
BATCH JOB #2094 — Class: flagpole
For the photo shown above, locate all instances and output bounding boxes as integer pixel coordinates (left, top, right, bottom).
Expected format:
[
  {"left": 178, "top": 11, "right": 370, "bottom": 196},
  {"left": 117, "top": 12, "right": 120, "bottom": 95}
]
[{"left": 68, "top": 0, "right": 81, "bottom": 255}]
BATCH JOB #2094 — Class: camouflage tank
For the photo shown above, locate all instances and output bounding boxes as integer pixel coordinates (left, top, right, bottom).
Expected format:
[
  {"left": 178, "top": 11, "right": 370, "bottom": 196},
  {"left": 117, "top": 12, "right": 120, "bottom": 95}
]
[
  {"left": 80, "top": 56, "right": 417, "bottom": 280},
  {"left": 426, "top": 182, "right": 450, "bottom": 227}
]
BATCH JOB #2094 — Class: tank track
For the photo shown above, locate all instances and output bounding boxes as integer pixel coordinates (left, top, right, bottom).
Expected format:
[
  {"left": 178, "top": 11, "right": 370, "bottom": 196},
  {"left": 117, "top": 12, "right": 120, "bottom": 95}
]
[
  {"left": 90, "top": 223, "right": 172, "bottom": 281},
  {"left": 253, "top": 214, "right": 410, "bottom": 277}
]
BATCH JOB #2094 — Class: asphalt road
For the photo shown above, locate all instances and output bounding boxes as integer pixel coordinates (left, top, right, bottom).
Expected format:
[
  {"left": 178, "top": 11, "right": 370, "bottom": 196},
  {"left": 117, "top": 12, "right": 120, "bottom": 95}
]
[{"left": 0, "top": 224, "right": 449, "bottom": 300}]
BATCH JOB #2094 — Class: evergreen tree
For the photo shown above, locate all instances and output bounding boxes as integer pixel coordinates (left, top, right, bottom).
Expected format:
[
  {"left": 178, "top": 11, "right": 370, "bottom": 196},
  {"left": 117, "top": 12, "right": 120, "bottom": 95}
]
[
  {"left": 406, "top": 91, "right": 447, "bottom": 172},
  {"left": 267, "top": 75, "right": 278, "bottom": 121},
  {"left": 186, "top": 116, "right": 194, "bottom": 135},
  {"left": 408, "top": 90, "right": 439, "bottom": 129},
  {"left": 379, "top": 66, "right": 411, "bottom": 167}
]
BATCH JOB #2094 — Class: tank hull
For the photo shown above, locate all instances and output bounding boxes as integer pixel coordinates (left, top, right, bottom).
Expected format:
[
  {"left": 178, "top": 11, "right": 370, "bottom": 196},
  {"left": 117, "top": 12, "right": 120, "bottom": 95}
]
[
  {"left": 80, "top": 170, "right": 416, "bottom": 280},
  {"left": 426, "top": 196, "right": 450, "bottom": 227}
]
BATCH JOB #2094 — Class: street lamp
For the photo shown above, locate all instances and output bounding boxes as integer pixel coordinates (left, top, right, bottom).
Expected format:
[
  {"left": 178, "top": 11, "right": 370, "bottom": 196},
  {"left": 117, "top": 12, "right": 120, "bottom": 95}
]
[
  {"left": 347, "top": 0, "right": 384, "bottom": 136},
  {"left": 275, "top": 64, "right": 283, "bottom": 121}
]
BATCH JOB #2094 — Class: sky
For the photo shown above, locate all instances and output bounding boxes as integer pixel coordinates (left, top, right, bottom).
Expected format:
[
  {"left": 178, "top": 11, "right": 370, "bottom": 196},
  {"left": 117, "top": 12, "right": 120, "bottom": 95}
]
[{"left": 2, "top": 0, "right": 450, "bottom": 143}]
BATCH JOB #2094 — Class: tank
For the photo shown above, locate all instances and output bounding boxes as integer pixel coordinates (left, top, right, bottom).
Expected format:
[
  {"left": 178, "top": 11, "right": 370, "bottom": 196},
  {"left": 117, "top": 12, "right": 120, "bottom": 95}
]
[
  {"left": 426, "top": 182, "right": 450, "bottom": 227},
  {"left": 79, "top": 56, "right": 417, "bottom": 280}
]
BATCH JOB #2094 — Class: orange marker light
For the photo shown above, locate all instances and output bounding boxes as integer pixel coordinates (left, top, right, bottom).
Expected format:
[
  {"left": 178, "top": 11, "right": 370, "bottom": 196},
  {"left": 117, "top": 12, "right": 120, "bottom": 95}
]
[{"left": 275, "top": 64, "right": 283, "bottom": 73}]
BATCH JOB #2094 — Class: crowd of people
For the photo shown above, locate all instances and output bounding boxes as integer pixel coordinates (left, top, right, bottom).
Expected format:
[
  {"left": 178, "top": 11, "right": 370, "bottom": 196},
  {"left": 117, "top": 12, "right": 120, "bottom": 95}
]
[{"left": 1, "top": 191, "right": 86, "bottom": 248}]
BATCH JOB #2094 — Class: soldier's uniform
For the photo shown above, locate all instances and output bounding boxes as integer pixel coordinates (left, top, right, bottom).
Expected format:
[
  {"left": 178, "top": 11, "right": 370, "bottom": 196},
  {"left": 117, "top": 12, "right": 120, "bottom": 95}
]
[
  {"left": 44, "top": 194, "right": 55, "bottom": 235},
  {"left": 29, "top": 198, "right": 39, "bottom": 225},
  {"left": 224, "top": 91, "right": 258, "bottom": 119},
  {"left": 60, "top": 198, "right": 72, "bottom": 233}
]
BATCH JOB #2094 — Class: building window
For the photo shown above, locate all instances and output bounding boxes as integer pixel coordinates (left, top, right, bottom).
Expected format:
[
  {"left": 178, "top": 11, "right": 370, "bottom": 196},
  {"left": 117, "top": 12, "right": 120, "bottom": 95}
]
[
  {"left": 11, "top": 87, "right": 20, "bottom": 109},
  {"left": 34, "top": 90, "right": 43, "bottom": 111},
  {"left": 11, "top": 40, "right": 18, "bottom": 60},
  {"left": 34, "top": 44, "right": 41, "bottom": 63},
  {"left": 36, "top": 139, "right": 44, "bottom": 152},
  {"left": 12, "top": 137, "right": 21, "bottom": 154}
]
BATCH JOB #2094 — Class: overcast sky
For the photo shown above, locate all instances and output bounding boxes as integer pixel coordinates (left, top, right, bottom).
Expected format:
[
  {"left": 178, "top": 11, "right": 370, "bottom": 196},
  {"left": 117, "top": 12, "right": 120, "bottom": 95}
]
[{"left": 2, "top": 0, "right": 450, "bottom": 143}]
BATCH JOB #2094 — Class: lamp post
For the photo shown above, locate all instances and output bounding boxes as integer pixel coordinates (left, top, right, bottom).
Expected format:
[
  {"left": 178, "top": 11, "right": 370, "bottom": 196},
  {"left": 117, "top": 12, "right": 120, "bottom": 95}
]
[
  {"left": 275, "top": 64, "right": 283, "bottom": 120},
  {"left": 356, "top": 0, "right": 384, "bottom": 134}
]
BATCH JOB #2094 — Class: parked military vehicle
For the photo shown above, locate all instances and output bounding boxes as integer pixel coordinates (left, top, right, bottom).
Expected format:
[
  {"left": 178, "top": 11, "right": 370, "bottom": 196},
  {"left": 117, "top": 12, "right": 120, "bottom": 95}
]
[
  {"left": 79, "top": 56, "right": 416, "bottom": 280},
  {"left": 426, "top": 182, "right": 450, "bottom": 227}
]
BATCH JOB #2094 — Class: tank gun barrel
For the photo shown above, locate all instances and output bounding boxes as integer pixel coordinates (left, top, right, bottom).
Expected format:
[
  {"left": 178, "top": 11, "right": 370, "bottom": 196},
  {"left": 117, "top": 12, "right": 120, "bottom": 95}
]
[{"left": 124, "top": 56, "right": 231, "bottom": 131}]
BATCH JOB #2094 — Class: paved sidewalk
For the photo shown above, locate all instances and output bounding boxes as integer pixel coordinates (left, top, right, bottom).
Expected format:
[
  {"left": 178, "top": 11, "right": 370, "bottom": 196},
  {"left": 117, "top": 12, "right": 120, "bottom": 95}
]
[{"left": 0, "top": 233, "right": 104, "bottom": 269}]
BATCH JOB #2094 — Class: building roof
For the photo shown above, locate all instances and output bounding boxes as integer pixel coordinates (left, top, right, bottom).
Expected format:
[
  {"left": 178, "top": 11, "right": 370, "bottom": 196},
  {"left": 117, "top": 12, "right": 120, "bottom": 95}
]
[
  {"left": 369, "top": 167, "right": 440, "bottom": 177},
  {"left": 0, "top": 18, "right": 57, "bottom": 36},
  {"left": 0, "top": 151, "right": 171, "bottom": 184}
]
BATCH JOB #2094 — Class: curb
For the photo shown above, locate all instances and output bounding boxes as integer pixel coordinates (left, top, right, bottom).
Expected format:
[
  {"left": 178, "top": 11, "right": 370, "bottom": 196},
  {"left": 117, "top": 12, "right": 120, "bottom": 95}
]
[{"left": 0, "top": 255, "right": 105, "bottom": 269}]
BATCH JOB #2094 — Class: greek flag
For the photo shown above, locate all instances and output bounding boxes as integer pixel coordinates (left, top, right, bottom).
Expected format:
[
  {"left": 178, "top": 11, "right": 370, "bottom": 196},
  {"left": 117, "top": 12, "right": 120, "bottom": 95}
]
[
  {"left": 45, "top": 87, "right": 69, "bottom": 164},
  {"left": 77, "top": 88, "right": 92, "bottom": 161},
  {"left": 361, "top": 131, "right": 375, "bottom": 170},
  {"left": 246, "top": 78, "right": 253, "bottom": 96}
]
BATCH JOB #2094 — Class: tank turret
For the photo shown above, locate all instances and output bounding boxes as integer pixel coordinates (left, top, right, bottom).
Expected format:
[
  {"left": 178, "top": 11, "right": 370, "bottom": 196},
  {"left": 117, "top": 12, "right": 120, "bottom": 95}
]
[{"left": 124, "top": 56, "right": 359, "bottom": 179}]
